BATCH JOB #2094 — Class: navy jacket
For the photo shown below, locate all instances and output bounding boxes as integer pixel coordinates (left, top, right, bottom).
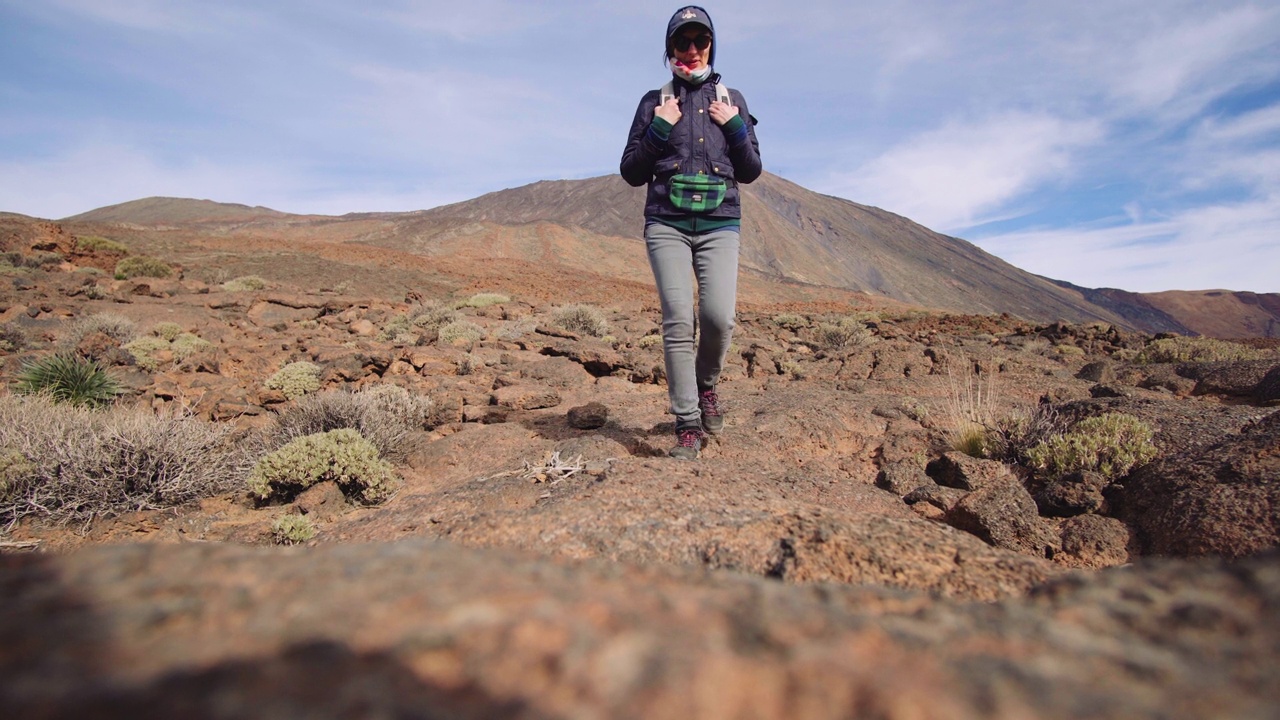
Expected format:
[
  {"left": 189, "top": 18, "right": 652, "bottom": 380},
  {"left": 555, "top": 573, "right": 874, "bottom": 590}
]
[{"left": 620, "top": 73, "right": 762, "bottom": 221}]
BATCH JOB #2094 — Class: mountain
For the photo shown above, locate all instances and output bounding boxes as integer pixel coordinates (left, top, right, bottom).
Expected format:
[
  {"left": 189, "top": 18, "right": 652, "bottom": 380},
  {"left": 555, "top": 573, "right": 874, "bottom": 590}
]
[
  {"left": 49, "top": 174, "right": 1279, "bottom": 337},
  {"left": 63, "top": 197, "right": 293, "bottom": 226}
]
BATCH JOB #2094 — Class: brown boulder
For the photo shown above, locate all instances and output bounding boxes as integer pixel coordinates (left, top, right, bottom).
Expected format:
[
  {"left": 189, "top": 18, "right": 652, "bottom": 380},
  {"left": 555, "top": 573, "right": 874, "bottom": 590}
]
[
  {"left": 1188, "top": 360, "right": 1280, "bottom": 399},
  {"left": 1056, "top": 514, "right": 1131, "bottom": 569},
  {"left": 1115, "top": 411, "right": 1280, "bottom": 559},
  {"left": 493, "top": 385, "right": 562, "bottom": 411},
  {"left": 944, "top": 476, "right": 1059, "bottom": 558},
  {"left": 567, "top": 402, "right": 609, "bottom": 430},
  {"left": 927, "top": 452, "right": 1016, "bottom": 491}
]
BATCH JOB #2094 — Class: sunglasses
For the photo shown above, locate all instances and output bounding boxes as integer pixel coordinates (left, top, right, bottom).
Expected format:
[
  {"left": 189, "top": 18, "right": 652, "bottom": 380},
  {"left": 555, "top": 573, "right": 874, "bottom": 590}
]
[{"left": 672, "top": 33, "right": 712, "bottom": 52}]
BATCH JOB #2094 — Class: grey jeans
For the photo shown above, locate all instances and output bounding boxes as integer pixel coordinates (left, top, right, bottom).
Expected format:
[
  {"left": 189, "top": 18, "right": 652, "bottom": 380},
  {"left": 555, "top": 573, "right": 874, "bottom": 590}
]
[{"left": 644, "top": 223, "right": 740, "bottom": 427}]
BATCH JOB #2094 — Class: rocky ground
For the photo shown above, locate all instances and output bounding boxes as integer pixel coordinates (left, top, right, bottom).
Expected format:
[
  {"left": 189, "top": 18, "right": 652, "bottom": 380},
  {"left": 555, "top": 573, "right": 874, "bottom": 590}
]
[{"left": 1, "top": 217, "right": 1278, "bottom": 718}]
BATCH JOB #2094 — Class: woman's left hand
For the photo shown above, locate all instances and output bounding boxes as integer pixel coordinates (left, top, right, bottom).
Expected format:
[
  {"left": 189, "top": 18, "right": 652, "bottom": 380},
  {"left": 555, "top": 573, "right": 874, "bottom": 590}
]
[{"left": 708, "top": 101, "right": 739, "bottom": 126}]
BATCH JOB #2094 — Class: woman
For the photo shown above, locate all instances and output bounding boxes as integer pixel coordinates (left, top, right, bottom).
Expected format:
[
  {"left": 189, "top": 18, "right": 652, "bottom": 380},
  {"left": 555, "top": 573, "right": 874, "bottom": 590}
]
[{"left": 620, "top": 6, "right": 762, "bottom": 460}]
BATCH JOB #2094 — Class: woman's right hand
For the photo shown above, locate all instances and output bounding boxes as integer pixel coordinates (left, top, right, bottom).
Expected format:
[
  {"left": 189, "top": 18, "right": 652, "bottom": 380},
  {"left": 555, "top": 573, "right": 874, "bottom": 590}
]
[{"left": 654, "top": 97, "right": 681, "bottom": 125}]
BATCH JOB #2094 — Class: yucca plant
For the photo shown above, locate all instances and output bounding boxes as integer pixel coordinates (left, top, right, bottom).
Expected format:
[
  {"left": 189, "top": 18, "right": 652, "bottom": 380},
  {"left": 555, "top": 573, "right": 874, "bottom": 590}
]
[{"left": 16, "top": 354, "right": 122, "bottom": 407}]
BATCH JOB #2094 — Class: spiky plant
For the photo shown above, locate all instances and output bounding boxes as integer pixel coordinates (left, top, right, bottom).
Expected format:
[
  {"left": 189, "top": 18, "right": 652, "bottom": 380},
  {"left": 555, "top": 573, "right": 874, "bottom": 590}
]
[{"left": 15, "top": 354, "right": 122, "bottom": 407}]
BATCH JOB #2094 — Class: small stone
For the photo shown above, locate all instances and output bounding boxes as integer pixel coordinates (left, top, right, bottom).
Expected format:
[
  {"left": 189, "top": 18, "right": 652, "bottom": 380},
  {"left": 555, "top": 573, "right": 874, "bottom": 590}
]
[{"left": 567, "top": 402, "right": 609, "bottom": 430}]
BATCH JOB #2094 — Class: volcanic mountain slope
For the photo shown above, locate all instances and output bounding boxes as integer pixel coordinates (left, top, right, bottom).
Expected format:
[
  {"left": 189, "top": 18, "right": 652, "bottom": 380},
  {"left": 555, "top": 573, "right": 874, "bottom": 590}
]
[
  {"left": 60, "top": 173, "right": 1279, "bottom": 336},
  {"left": 358, "top": 173, "right": 1160, "bottom": 327}
]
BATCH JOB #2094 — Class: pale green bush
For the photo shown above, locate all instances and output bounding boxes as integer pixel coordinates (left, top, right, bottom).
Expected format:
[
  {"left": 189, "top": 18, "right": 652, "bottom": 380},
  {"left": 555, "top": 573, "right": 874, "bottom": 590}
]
[
  {"left": 637, "top": 334, "right": 664, "bottom": 349},
  {"left": 772, "top": 313, "right": 808, "bottom": 330},
  {"left": 114, "top": 256, "right": 173, "bottom": 280},
  {"left": 247, "top": 428, "right": 397, "bottom": 504},
  {"left": 171, "top": 332, "right": 211, "bottom": 360},
  {"left": 1136, "top": 336, "right": 1271, "bottom": 364},
  {"left": 123, "top": 336, "right": 171, "bottom": 372},
  {"left": 1024, "top": 412, "right": 1156, "bottom": 481},
  {"left": 265, "top": 361, "right": 322, "bottom": 399},
  {"left": 75, "top": 235, "right": 129, "bottom": 255},
  {"left": 272, "top": 513, "right": 316, "bottom": 545},
  {"left": 152, "top": 321, "right": 185, "bottom": 341},
  {"left": 552, "top": 304, "right": 610, "bottom": 337},
  {"left": 222, "top": 275, "right": 268, "bottom": 292},
  {"left": 457, "top": 293, "right": 510, "bottom": 308},
  {"left": 437, "top": 320, "right": 485, "bottom": 346}
]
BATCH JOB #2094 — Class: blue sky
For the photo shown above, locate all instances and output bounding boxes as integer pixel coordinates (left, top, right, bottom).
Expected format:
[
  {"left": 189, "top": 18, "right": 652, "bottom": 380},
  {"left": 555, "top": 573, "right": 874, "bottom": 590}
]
[{"left": 2, "top": 1, "right": 1278, "bottom": 293}]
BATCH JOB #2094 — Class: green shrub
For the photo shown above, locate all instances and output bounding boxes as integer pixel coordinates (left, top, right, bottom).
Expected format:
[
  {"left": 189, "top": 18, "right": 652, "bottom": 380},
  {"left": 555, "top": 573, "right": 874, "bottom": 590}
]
[
  {"left": 267, "top": 384, "right": 433, "bottom": 460},
  {"left": 76, "top": 235, "right": 129, "bottom": 254},
  {"left": 272, "top": 513, "right": 317, "bottom": 545},
  {"left": 123, "top": 336, "right": 171, "bottom": 372},
  {"left": 771, "top": 313, "right": 808, "bottom": 330},
  {"left": 813, "top": 316, "right": 874, "bottom": 351},
  {"left": 265, "top": 361, "right": 322, "bottom": 399},
  {"left": 0, "top": 323, "right": 27, "bottom": 353},
  {"left": 1024, "top": 412, "right": 1156, "bottom": 481},
  {"left": 637, "top": 334, "right": 663, "bottom": 349},
  {"left": 114, "top": 256, "right": 173, "bottom": 280},
  {"left": 222, "top": 275, "right": 267, "bottom": 292},
  {"left": 437, "top": 320, "right": 485, "bottom": 346},
  {"left": 412, "top": 302, "right": 459, "bottom": 333},
  {"left": 457, "top": 293, "right": 510, "bottom": 308},
  {"left": 247, "top": 428, "right": 397, "bottom": 504},
  {"left": 16, "top": 354, "right": 122, "bottom": 407},
  {"left": 152, "top": 322, "right": 185, "bottom": 341},
  {"left": 551, "top": 304, "right": 610, "bottom": 337},
  {"left": 0, "top": 395, "right": 248, "bottom": 526},
  {"left": 1136, "top": 336, "right": 1270, "bottom": 364}
]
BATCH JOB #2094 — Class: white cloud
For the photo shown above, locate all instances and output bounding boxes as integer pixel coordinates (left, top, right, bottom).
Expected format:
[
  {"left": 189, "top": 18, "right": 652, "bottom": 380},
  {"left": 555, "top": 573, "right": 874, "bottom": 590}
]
[
  {"left": 973, "top": 195, "right": 1280, "bottom": 292},
  {"left": 0, "top": 141, "right": 458, "bottom": 218},
  {"left": 1107, "top": 5, "right": 1280, "bottom": 114},
  {"left": 823, "top": 113, "right": 1103, "bottom": 232}
]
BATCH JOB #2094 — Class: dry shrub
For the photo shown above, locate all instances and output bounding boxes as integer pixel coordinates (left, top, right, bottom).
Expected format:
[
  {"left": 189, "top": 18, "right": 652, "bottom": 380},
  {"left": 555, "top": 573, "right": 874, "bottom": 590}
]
[
  {"left": 266, "top": 384, "right": 433, "bottom": 460},
  {"left": 0, "top": 322, "right": 26, "bottom": 353},
  {"left": 0, "top": 395, "right": 249, "bottom": 527},
  {"left": 552, "top": 304, "right": 610, "bottom": 337},
  {"left": 813, "top": 315, "right": 874, "bottom": 351},
  {"left": 942, "top": 360, "right": 999, "bottom": 457},
  {"left": 67, "top": 312, "right": 136, "bottom": 347}
]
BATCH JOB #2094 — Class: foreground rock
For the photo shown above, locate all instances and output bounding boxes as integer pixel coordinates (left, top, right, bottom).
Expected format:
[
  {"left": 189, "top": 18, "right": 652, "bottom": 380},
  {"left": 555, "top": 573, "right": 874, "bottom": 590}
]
[
  {"left": 1, "top": 542, "right": 1276, "bottom": 719},
  {"left": 1116, "top": 410, "right": 1280, "bottom": 558}
]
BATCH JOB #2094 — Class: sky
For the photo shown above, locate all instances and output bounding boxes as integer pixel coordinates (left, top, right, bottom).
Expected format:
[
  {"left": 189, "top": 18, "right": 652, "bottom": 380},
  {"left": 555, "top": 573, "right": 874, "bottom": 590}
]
[{"left": 2, "top": 1, "right": 1279, "bottom": 293}]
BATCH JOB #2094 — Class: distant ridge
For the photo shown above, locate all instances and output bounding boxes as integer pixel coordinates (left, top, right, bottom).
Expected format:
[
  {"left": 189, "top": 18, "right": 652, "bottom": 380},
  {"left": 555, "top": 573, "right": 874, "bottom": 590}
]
[{"left": 63, "top": 197, "right": 291, "bottom": 225}]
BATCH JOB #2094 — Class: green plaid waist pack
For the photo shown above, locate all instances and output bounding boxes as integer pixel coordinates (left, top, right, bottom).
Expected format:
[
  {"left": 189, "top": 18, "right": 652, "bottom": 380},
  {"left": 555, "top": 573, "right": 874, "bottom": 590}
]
[{"left": 668, "top": 173, "right": 727, "bottom": 213}]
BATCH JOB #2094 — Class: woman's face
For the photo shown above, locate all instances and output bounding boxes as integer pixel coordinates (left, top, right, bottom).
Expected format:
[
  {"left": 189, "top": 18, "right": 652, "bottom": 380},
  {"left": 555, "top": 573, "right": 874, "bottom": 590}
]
[{"left": 671, "top": 25, "right": 712, "bottom": 70}]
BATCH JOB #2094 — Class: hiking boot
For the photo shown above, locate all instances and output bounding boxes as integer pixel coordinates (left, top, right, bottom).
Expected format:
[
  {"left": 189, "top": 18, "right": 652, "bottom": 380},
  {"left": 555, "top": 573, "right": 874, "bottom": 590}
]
[
  {"left": 668, "top": 426, "right": 705, "bottom": 460},
  {"left": 698, "top": 389, "right": 724, "bottom": 435}
]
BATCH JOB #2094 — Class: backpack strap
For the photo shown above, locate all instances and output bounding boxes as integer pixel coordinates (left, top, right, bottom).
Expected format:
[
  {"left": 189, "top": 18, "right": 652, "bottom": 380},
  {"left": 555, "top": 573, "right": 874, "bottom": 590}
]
[
  {"left": 659, "top": 80, "right": 732, "bottom": 106},
  {"left": 659, "top": 81, "right": 675, "bottom": 106}
]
